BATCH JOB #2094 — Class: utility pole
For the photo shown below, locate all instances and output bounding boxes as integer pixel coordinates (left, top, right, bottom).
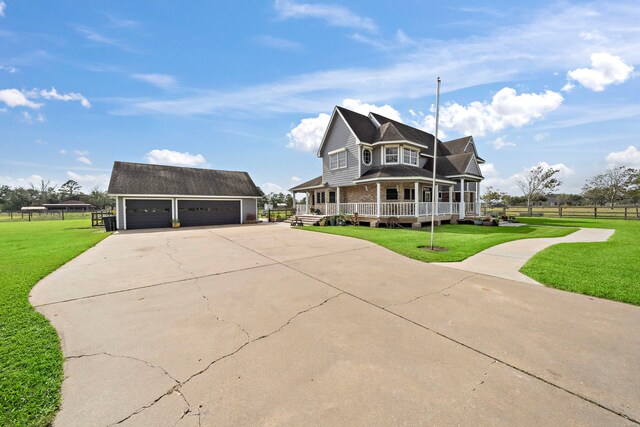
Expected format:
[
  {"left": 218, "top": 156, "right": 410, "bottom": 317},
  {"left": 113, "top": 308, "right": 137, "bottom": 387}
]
[{"left": 430, "top": 77, "right": 441, "bottom": 250}]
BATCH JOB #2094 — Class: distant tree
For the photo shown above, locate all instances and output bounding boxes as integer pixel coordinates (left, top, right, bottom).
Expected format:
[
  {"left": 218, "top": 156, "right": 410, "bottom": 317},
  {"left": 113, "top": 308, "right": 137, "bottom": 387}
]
[
  {"left": 517, "top": 165, "right": 561, "bottom": 207},
  {"left": 481, "top": 186, "right": 506, "bottom": 208},
  {"left": 86, "top": 186, "right": 114, "bottom": 210},
  {"left": 502, "top": 195, "right": 527, "bottom": 206},
  {"left": 31, "top": 179, "right": 59, "bottom": 204},
  {"left": 256, "top": 187, "right": 269, "bottom": 208},
  {"left": 269, "top": 192, "right": 286, "bottom": 206},
  {"left": 59, "top": 180, "right": 81, "bottom": 199},
  {"left": 284, "top": 194, "right": 294, "bottom": 208},
  {"left": 555, "top": 193, "right": 584, "bottom": 206},
  {"left": 5, "top": 187, "right": 39, "bottom": 210},
  {"left": 624, "top": 169, "right": 640, "bottom": 206},
  {"left": 0, "top": 185, "right": 10, "bottom": 209},
  {"left": 582, "top": 166, "right": 629, "bottom": 208}
]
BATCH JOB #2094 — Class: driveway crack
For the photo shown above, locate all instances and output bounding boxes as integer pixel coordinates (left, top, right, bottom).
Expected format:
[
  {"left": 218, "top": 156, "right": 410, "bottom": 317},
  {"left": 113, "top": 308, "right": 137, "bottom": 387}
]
[
  {"left": 109, "top": 292, "right": 344, "bottom": 425},
  {"left": 383, "top": 273, "right": 477, "bottom": 309},
  {"left": 65, "top": 352, "right": 180, "bottom": 384},
  {"left": 194, "top": 277, "right": 252, "bottom": 342}
]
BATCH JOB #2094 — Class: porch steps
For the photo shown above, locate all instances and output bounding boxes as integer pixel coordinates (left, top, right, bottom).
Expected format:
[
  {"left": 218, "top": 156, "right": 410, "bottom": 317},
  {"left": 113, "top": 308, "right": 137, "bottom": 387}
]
[{"left": 285, "top": 214, "right": 326, "bottom": 226}]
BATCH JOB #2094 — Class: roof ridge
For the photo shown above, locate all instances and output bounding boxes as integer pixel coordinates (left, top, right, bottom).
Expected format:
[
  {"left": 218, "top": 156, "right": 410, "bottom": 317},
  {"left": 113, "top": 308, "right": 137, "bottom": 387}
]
[{"left": 114, "top": 161, "right": 250, "bottom": 175}]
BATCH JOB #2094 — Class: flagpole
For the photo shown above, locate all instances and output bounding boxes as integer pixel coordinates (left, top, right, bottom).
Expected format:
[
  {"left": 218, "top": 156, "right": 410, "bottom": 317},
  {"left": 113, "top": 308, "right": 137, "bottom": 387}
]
[{"left": 430, "top": 77, "right": 441, "bottom": 250}]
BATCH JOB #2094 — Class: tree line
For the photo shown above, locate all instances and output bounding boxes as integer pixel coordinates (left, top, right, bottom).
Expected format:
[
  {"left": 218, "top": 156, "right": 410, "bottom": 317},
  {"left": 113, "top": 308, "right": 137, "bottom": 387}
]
[
  {"left": 0, "top": 179, "right": 114, "bottom": 211},
  {"left": 483, "top": 165, "right": 640, "bottom": 208}
]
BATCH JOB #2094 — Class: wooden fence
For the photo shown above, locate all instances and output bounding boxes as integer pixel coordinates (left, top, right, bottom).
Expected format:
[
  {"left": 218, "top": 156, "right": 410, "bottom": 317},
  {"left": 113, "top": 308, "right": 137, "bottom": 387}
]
[{"left": 482, "top": 205, "right": 640, "bottom": 220}]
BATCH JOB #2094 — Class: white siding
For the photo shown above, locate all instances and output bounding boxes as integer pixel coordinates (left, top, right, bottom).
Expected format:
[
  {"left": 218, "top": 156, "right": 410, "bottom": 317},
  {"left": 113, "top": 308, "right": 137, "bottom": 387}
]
[
  {"left": 242, "top": 198, "right": 257, "bottom": 222},
  {"left": 117, "top": 196, "right": 125, "bottom": 230}
]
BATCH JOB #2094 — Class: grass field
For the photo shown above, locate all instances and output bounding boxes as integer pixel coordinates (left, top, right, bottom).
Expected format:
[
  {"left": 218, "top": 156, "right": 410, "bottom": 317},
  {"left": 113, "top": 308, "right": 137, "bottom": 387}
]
[
  {"left": 519, "top": 217, "right": 640, "bottom": 306},
  {"left": 304, "top": 223, "right": 577, "bottom": 263},
  {"left": 0, "top": 220, "right": 110, "bottom": 426},
  {"left": 0, "top": 212, "right": 94, "bottom": 222}
]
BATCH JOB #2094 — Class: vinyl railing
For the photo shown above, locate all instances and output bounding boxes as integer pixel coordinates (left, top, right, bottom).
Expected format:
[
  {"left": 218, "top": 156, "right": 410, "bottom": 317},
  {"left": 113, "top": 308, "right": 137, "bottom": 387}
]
[
  {"left": 295, "top": 205, "right": 309, "bottom": 215},
  {"left": 307, "top": 202, "right": 456, "bottom": 217}
]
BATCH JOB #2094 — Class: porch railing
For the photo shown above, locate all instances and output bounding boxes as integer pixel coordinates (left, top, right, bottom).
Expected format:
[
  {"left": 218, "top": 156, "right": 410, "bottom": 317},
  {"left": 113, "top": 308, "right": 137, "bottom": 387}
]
[{"left": 307, "top": 202, "right": 456, "bottom": 217}]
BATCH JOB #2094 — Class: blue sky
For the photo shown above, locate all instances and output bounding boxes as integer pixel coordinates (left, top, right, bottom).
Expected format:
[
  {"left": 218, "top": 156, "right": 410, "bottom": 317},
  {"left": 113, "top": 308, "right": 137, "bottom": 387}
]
[{"left": 1, "top": 0, "right": 638, "bottom": 195}]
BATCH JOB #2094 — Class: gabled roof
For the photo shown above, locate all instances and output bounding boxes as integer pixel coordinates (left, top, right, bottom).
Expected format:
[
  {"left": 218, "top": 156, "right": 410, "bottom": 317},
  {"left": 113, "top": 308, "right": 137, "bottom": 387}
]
[
  {"left": 108, "top": 161, "right": 261, "bottom": 197},
  {"left": 289, "top": 175, "right": 323, "bottom": 192},
  {"left": 369, "top": 112, "right": 438, "bottom": 151},
  {"left": 442, "top": 135, "right": 485, "bottom": 163},
  {"left": 437, "top": 153, "right": 483, "bottom": 178},
  {"left": 335, "top": 106, "right": 377, "bottom": 143}
]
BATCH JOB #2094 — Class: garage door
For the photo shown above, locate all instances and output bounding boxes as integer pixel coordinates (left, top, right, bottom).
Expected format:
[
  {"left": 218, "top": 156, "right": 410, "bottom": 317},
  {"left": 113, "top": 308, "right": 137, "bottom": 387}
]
[
  {"left": 126, "top": 199, "right": 172, "bottom": 229},
  {"left": 178, "top": 200, "right": 240, "bottom": 227}
]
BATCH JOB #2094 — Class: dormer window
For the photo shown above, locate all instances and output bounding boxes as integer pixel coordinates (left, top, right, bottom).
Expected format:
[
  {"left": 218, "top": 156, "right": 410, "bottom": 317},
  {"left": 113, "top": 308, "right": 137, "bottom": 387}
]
[
  {"left": 329, "top": 149, "right": 347, "bottom": 170},
  {"left": 385, "top": 147, "right": 399, "bottom": 164},
  {"left": 403, "top": 147, "right": 418, "bottom": 166}
]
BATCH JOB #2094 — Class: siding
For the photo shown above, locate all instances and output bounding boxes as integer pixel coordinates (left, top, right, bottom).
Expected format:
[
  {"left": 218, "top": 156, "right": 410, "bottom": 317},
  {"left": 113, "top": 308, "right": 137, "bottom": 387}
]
[
  {"left": 117, "top": 196, "right": 125, "bottom": 230},
  {"left": 465, "top": 156, "right": 481, "bottom": 176},
  {"left": 242, "top": 198, "right": 257, "bottom": 222},
  {"left": 321, "top": 114, "right": 359, "bottom": 187}
]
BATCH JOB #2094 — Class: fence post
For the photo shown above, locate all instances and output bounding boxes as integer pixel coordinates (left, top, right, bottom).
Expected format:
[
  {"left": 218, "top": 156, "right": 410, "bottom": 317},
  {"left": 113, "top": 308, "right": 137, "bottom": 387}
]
[
  {"left": 29, "top": 211, "right": 32, "bottom": 222},
  {"left": 528, "top": 206, "right": 532, "bottom": 216},
  {"left": 625, "top": 207, "right": 628, "bottom": 220},
  {"left": 594, "top": 206, "right": 597, "bottom": 219},
  {"left": 62, "top": 211, "right": 65, "bottom": 221},
  {"left": 559, "top": 206, "right": 563, "bottom": 217}
]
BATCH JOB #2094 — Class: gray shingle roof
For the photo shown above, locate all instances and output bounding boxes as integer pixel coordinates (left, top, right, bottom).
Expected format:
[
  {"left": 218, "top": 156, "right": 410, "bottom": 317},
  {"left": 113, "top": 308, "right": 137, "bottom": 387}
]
[
  {"left": 437, "top": 153, "right": 482, "bottom": 177},
  {"left": 108, "top": 161, "right": 261, "bottom": 197},
  {"left": 355, "top": 165, "right": 453, "bottom": 182},
  {"left": 289, "top": 175, "right": 324, "bottom": 191},
  {"left": 335, "top": 107, "right": 378, "bottom": 143},
  {"left": 370, "top": 112, "right": 438, "bottom": 151}
]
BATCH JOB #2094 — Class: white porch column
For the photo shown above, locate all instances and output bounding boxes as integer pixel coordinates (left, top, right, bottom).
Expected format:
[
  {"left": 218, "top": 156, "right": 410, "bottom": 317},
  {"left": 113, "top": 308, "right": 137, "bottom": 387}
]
[
  {"left": 434, "top": 184, "right": 439, "bottom": 215},
  {"left": 336, "top": 187, "right": 341, "bottom": 213},
  {"left": 476, "top": 181, "right": 481, "bottom": 215},
  {"left": 449, "top": 185, "right": 453, "bottom": 214},
  {"left": 292, "top": 192, "right": 296, "bottom": 209},
  {"left": 376, "top": 182, "right": 381, "bottom": 217},
  {"left": 414, "top": 181, "right": 419, "bottom": 217},
  {"left": 306, "top": 191, "right": 309, "bottom": 214},
  {"left": 460, "top": 178, "right": 466, "bottom": 219}
]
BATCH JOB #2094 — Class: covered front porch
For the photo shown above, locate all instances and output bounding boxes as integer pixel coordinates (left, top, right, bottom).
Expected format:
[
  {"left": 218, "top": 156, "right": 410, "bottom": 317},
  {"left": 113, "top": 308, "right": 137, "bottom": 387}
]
[{"left": 293, "top": 179, "right": 481, "bottom": 226}]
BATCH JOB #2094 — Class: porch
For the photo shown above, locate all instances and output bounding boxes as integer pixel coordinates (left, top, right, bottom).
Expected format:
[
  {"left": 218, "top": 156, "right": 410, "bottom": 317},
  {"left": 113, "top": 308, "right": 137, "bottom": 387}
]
[{"left": 292, "top": 180, "right": 481, "bottom": 226}]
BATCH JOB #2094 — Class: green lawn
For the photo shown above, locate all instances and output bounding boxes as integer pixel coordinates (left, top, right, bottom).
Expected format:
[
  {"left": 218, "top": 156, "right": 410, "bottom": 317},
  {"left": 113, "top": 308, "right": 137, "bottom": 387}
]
[
  {"left": 303, "top": 223, "right": 577, "bottom": 262},
  {"left": 519, "top": 217, "right": 639, "bottom": 306},
  {"left": 0, "top": 220, "right": 110, "bottom": 426}
]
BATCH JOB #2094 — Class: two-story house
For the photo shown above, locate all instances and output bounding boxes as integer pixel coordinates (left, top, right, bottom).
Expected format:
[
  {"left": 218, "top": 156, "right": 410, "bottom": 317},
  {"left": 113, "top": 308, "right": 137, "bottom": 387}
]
[{"left": 289, "top": 106, "right": 485, "bottom": 227}]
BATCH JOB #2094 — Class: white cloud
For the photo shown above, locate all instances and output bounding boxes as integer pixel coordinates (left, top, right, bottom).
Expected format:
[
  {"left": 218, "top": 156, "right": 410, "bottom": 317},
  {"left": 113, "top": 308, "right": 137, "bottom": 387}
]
[
  {"left": 566, "top": 52, "right": 634, "bottom": 92},
  {"left": 253, "top": 35, "right": 302, "bottom": 51},
  {"left": 0, "top": 1, "right": 5, "bottom": 17},
  {"left": 39, "top": 87, "right": 91, "bottom": 108},
  {"left": 0, "top": 174, "right": 46, "bottom": 188},
  {"left": 131, "top": 73, "right": 176, "bottom": 89},
  {"left": 144, "top": 149, "right": 207, "bottom": 167},
  {"left": 482, "top": 161, "right": 574, "bottom": 193},
  {"left": 21, "top": 111, "right": 45, "bottom": 123},
  {"left": 274, "top": 0, "right": 377, "bottom": 32},
  {"left": 74, "top": 25, "right": 137, "bottom": 53},
  {"left": 0, "top": 65, "right": 17, "bottom": 73},
  {"left": 561, "top": 82, "right": 575, "bottom": 92},
  {"left": 606, "top": 145, "right": 640, "bottom": 168},
  {"left": 66, "top": 171, "right": 110, "bottom": 190},
  {"left": 60, "top": 149, "right": 67, "bottom": 154},
  {"left": 291, "top": 176, "right": 301, "bottom": 182},
  {"left": 261, "top": 182, "right": 284, "bottom": 194},
  {"left": 579, "top": 31, "right": 606, "bottom": 42},
  {"left": 534, "top": 132, "right": 549, "bottom": 141},
  {"left": 0, "top": 89, "right": 42, "bottom": 109},
  {"left": 286, "top": 99, "right": 402, "bottom": 152},
  {"left": 489, "top": 137, "right": 515, "bottom": 150},
  {"left": 72, "top": 150, "right": 92, "bottom": 165},
  {"left": 413, "top": 87, "right": 563, "bottom": 137}
]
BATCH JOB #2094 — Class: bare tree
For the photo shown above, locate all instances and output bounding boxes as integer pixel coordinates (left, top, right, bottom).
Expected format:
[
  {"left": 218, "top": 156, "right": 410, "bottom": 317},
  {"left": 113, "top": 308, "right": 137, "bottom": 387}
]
[
  {"left": 517, "top": 165, "right": 561, "bottom": 207},
  {"left": 583, "top": 166, "right": 629, "bottom": 208}
]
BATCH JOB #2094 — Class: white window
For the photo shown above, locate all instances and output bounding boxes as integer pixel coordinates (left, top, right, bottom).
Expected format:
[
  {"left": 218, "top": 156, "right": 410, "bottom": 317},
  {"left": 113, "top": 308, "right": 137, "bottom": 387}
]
[
  {"left": 385, "top": 147, "right": 398, "bottom": 164},
  {"left": 330, "top": 150, "right": 347, "bottom": 170},
  {"left": 403, "top": 147, "right": 418, "bottom": 166},
  {"left": 362, "top": 148, "right": 372, "bottom": 166}
]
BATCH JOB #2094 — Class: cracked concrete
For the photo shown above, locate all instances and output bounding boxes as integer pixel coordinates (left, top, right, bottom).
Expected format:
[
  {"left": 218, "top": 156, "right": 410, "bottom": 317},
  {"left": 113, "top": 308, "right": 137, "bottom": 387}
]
[{"left": 31, "top": 223, "right": 640, "bottom": 426}]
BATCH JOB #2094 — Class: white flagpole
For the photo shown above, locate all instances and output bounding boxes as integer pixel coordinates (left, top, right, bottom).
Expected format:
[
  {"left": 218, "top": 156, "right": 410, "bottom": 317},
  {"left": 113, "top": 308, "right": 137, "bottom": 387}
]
[{"left": 430, "top": 77, "right": 441, "bottom": 250}]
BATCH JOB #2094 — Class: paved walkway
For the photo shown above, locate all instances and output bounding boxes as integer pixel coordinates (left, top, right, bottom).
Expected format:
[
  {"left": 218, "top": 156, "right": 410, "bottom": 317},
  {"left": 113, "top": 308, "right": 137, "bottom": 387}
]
[
  {"left": 434, "top": 227, "right": 615, "bottom": 284},
  {"left": 30, "top": 224, "right": 638, "bottom": 426}
]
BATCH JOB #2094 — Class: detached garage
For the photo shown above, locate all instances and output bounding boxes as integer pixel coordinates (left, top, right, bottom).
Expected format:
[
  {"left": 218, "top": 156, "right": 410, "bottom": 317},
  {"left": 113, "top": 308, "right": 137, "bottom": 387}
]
[{"left": 107, "top": 161, "right": 261, "bottom": 230}]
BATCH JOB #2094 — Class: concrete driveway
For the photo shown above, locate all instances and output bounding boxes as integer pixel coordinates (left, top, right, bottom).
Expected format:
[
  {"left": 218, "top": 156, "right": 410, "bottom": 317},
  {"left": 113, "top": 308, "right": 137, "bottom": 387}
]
[{"left": 31, "top": 223, "right": 640, "bottom": 426}]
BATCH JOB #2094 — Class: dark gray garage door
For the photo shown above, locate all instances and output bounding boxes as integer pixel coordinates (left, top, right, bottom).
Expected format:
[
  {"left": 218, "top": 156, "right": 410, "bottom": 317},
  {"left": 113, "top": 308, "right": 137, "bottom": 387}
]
[
  {"left": 126, "top": 199, "right": 172, "bottom": 229},
  {"left": 178, "top": 200, "right": 240, "bottom": 227}
]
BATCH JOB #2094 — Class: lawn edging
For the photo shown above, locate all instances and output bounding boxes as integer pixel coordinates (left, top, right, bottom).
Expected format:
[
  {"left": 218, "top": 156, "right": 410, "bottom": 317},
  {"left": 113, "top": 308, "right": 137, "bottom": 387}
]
[{"left": 0, "top": 220, "right": 111, "bottom": 427}]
